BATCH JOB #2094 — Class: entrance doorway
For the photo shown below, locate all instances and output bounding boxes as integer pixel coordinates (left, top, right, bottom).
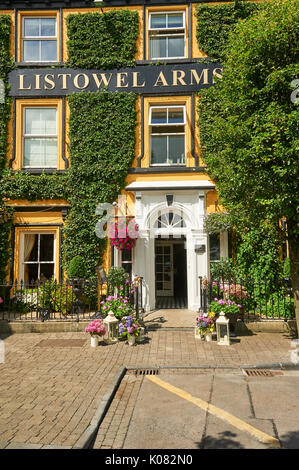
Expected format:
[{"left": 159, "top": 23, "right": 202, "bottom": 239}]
[{"left": 155, "top": 239, "right": 187, "bottom": 309}]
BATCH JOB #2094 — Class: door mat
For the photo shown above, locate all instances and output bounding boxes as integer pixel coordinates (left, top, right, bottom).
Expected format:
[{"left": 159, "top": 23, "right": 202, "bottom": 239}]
[{"left": 36, "top": 339, "right": 87, "bottom": 348}]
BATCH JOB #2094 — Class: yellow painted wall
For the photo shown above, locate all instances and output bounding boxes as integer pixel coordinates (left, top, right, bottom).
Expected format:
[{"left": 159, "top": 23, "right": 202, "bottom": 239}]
[
  {"left": 13, "top": 211, "right": 64, "bottom": 225},
  {"left": 6, "top": 199, "right": 70, "bottom": 208}
]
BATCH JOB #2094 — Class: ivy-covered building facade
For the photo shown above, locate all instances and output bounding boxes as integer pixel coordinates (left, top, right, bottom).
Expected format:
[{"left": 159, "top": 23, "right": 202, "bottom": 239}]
[{"left": 0, "top": 0, "right": 259, "bottom": 312}]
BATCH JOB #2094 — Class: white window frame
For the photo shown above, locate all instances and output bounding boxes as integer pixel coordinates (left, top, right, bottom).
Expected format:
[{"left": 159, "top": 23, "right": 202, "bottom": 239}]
[
  {"left": 22, "top": 106, "right": 58, "bottom": 169},
  {"left": 20, "top": 231, "right": 57, "bottom": 283},
  {"left": 148, "top": 11, "right": 186, "bottom": 60},
  {"left": 149, "top": 105, "right": 186, "bottom": 166},
  {"left": 22, "top": 16, "right": 57, "bottom": 63}
]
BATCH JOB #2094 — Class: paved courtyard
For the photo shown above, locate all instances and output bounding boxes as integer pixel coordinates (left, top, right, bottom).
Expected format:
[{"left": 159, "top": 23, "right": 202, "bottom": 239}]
[{"left": 0, "top": 328, "right": 296, "bottom": 449}]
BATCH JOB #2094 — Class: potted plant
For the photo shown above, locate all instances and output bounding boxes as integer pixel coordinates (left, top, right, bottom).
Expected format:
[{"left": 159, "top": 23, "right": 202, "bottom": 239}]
[
  {"left": 195, "top": 312, "right": 216, "bottom": 341},
  {"left": 208, "top": 298, "right": 242, "bottom": 333},
  {"left": 100, "top": 294, "right": 134, "bottom": 320},
  {"left": 118, "top": 315, "right": 141, "bottom": 346},
  {"left": 67, "top": 255, "right": 86, "bottom": 285},
  {"left": 85, "top": 319, "right": 106, "bottom": 347}
]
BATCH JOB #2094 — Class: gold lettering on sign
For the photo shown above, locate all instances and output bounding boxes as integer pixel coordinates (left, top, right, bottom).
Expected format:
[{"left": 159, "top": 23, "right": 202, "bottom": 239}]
[
  {"left": 154, "top": 72, "right": 169, "bottom": 87},
  {"left": 172, "top": 70, "right": 187, "bottom": 86},
  {"left": 74, "top": 73, "right": 90, "bottom": 89},
  {"left": 132, "top": 72, "right": 145, "bottom": 88},
  {"left": 92, "top": 73, "right": 112, "bottom": 88},
  {"left": 116, "top": 73, "right": 129, "bottom": 88},
  {"left": 190, "top": 69, "right": 209, "bottom": 85},
  {"left": 19, "top": 74, "right": 32, "bottom": 90},
  {"left": 44, "top": 74, "right": 55, "bottom": 90},
  {"left": 58, "top": 73, "right": 71, "bottom": 89},
  {"left": 35, "top": 74, "right": 41, "bottom": 90},
  {"left": 212, "top": 67, "right": 223, "bottom": 83}
]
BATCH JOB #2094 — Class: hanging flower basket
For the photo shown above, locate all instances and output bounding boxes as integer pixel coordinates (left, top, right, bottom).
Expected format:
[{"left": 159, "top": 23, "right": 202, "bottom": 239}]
[{"left": 109, "top": 217, "right": 139, "bottom": 251}]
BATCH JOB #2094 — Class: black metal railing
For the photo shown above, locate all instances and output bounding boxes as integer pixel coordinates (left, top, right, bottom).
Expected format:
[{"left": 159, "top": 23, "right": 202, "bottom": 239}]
[
  {"left": 199, "top": 277, "right": 294, "bottom": 321},
  {"left": 0, "top": 276, "right": 144, "bottom": 322}
]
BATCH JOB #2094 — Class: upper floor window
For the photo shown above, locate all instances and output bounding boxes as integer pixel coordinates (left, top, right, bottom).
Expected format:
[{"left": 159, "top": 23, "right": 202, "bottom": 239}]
[
  {"left": 149, "top": 12, "right": 185, "bottom": 59},
  {"left": 22, "top": 17, "right": 57, "bottom": 62},
  {"left": 149, "top": 105, "right": 186, "bottom": 166},
  {"left": 23, "top": 107, "right": 57, "bottom": 168}
]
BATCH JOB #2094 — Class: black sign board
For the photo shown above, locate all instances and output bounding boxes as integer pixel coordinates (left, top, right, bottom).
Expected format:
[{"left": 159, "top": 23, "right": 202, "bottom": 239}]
[{"left": 8, "top": 62, "right": 223, "bottom": 97}]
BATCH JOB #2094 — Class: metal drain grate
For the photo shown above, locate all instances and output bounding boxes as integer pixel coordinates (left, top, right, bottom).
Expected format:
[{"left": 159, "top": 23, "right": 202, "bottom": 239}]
[
  {"left": 243, "top": 369, "right": 283, "bottom": 377},
  {"left": 127, "top": 369, "right": 160, "bottom": 376}
]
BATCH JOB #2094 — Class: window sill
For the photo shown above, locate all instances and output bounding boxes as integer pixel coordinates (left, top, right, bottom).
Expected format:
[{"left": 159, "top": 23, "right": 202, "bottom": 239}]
[
  {"left": 15, "top": 62, "right": 64, "bottom": 68},
  {"left": 12, "top": 169, "right": 66, "bottom": 175}
]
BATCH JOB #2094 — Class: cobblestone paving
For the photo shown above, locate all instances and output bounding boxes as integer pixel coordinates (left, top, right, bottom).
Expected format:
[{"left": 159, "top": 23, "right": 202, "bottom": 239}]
[{"left": 0, "top": 330, "right": 293, "bottom": 448}]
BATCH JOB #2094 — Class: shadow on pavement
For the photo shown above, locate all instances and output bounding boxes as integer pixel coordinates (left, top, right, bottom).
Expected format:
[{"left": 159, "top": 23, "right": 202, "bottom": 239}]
[{"left": 198, "top": 431, "right": 245, "bottom": 449}]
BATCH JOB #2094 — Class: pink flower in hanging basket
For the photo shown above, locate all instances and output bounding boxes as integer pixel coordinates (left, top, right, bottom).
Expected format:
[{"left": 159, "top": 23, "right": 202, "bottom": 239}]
[{"left": 109, "top": 217, "right": 139, "bottom": 251}]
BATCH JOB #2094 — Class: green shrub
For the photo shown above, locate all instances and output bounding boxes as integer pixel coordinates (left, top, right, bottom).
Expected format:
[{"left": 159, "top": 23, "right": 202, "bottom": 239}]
[
  {"left": 210, "top": 258, "right": 236, "bottom": 282},
  {"left": 67, "top": 255, "right": 86, "bottom": 279},
  {"left": 283, "top": 258, "right": 291, "bottom": 278},
  {"left": 107, "top": 266, "right": 129, "bottom": 293}
]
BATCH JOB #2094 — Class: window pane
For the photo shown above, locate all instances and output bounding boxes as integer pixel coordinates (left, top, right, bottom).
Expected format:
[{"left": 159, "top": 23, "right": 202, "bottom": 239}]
[
  {"left": 152, "top": 125, "right": 184, "bottom": 134},
  {"left": 168, "top": 108, "right": 184, "bottom": 124},
  {"left": 25, "top": 264, "right": 38, "bottom": 285},
  {"left": 25, "top": 108, "right": 56, "bottom": 135},
  {"left": 167, "top": 13, "right": 184, "bottom": 28},
  {"left": 24, "top": 18, "right": 40, "bottom": 36},
  {"left": 168, "top": 36, "right": 185, "bottom": 57},
  {"left": 23, "top": 40, "right": 40, "bottom": 61},
  {"left": 40, "top": 234, "right": 54, "bottom": 261},
  {"left": 168, "top": 135, "right": 185, "bottom": 164},
  {"left": 151, "top": 14, "right": 166, "bottom": 29},
  {"left": 24, "top": 138, "right": 57, "bottom": 167},
  {"left": 150, "top": 37, "right": 166, "bottom": 59},
  {"left": 210, "top": 233, "right": 220, "bottom": 261},
  {"left": 41, "top": 40, "right": 57, "bottom": 61},
  {"left": 122, "top": 250, "right": 132, "bottom": 262},
  {"left": 151, "top": 109, "right": 167, "bottom": 124},
  {"left": 151, "top": 136, "right": 167, "bottom": 164},
  {"left": 40, "top": 263, "right": 54, "bottom": 280},
  {"left": 40, "top": 18, "right": 56, "bottom": 37}
]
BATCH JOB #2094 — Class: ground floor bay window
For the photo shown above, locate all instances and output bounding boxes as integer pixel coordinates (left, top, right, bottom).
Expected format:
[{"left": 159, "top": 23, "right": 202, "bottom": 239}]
[{"left": 14, "top": 227, "right": 60, "bottom": 285}]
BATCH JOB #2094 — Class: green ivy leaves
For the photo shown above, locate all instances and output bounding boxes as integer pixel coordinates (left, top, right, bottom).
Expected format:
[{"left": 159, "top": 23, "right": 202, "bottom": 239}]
[
  {"left": 62, "top": 91, "right": 137, "bottom": 279},
  {"left": 195, "top": 1, "right": 260, "bottom": 62},
  {"left": 66, "top": 10, "right": 139, "bottom": 69}
]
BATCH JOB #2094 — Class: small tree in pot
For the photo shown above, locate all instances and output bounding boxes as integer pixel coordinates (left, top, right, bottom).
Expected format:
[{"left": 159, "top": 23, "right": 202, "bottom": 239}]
[{"left": 67, "top": 255, "right": 87, "bottom": 315}]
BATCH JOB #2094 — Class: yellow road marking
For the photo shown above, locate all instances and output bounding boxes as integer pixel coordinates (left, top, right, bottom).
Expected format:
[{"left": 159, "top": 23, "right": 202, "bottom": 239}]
[{"left": 146, "top": 375, "right": 282, "bottom": 449}]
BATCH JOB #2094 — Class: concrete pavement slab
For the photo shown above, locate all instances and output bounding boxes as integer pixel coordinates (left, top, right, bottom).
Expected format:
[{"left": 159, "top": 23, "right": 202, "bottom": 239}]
[{"left": 123, "top": 374, "right": 213, "bottom": 449}]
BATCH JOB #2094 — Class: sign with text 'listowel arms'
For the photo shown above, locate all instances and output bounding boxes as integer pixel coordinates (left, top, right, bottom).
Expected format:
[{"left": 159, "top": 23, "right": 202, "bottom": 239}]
[{"left": 9, "top": 62, "right": 223, "bottom": 96}]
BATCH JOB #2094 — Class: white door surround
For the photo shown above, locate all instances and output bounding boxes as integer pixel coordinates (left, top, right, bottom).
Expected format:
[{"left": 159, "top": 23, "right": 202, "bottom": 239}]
[{"left": 127, "top": 184, "right": 213, "bottom": 313}]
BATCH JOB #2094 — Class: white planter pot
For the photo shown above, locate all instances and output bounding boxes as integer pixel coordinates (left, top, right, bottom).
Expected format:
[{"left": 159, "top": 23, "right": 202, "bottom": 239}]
[
  {"left": 205, "top": 332, "right": 213, "bottom": 342},
  {"left": 90, "top": 336, "right": 99, "bottom": 347},
  {"left": 128, "top": 334, "right": 136, "bottom": 346}
]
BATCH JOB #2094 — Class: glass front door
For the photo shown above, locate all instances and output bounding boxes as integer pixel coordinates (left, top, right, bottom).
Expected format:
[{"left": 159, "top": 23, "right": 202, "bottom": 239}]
[{"left": 155, "top": 243, "right": 174, "bottom": 296}]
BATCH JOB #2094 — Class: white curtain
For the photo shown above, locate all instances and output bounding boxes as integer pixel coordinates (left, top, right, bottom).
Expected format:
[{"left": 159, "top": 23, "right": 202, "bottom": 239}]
[{"left": 24, "top": 233, "right": 36, "bottom": 262}]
